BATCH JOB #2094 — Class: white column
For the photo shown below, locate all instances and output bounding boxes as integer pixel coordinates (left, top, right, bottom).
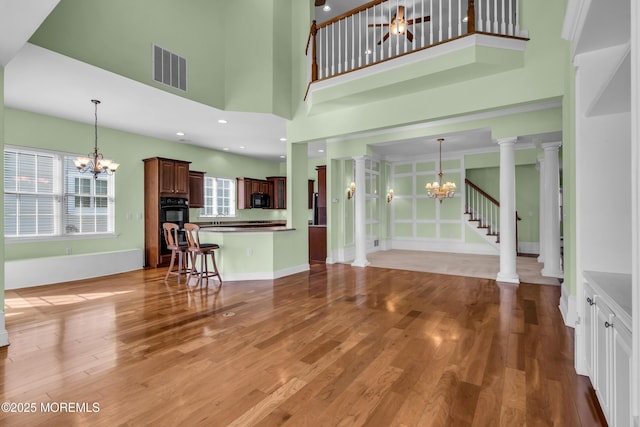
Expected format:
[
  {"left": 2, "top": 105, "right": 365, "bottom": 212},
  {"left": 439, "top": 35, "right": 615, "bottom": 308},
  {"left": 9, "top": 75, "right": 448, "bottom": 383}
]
[
  {"left": 537, "top": 156, "right": 546, "bottom": 263},
  {"left": 496, "top": 137, "right": 520, "bottom": 284},
  {"left": 351, "top": 156, "right": 369, "bottom": 267},
  {"left": 541, "top": 141, "right": 563, "bottom": 278}
]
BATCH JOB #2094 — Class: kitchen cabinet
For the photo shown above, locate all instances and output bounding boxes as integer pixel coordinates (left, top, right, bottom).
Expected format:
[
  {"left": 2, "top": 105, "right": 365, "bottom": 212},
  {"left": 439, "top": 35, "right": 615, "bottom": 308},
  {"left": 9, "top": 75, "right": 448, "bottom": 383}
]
[
  {"left": 309, "top": 225, "right": 326, "bottom": 263},
  {"left": 267, "top": 176, "right": 286, "bottom": 209},
  {"left": 188, "top": 171, "right": 205, "bottom": 208},
  {"left": 143, "top": 157, "right": 192, "bottom": 268},
  {"left": 236, "top": 177, "right": 270, "bottom": 209},
  {"left": 582, "top": 271, "right": 633, "bottom": 427},
  {"left": 316, "top": 165, "right": 326, "bottom": 225},
  {"left": 157, "top": 158, "right": 190, "bottom": 197},
  {"left": 308, "top": 180, "right": 315, "bottom": 209}
]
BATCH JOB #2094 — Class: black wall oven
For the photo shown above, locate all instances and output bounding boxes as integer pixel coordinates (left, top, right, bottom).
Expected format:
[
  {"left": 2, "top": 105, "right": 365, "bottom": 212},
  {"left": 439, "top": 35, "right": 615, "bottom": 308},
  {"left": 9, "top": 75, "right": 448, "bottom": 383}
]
[{"left": 160, "top": 197, "right": 189, "bottom": 255}]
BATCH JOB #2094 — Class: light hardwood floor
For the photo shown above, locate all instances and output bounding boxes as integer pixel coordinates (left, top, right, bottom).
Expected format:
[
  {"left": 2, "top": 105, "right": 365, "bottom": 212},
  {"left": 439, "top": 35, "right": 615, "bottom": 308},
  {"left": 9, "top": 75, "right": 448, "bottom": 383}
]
[{"left": 1, "top": 265, "right": 604, "bottom": 426}]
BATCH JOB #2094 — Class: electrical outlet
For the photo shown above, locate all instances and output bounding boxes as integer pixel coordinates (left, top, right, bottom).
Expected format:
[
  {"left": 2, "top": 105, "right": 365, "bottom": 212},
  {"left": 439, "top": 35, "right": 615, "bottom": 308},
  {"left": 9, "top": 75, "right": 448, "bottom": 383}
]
[
  {"left": 66, "top": 247, "right": 72, "bottom": 255},
  {"left": 246, "top": 248, "right": 253, "bottom": 257}
]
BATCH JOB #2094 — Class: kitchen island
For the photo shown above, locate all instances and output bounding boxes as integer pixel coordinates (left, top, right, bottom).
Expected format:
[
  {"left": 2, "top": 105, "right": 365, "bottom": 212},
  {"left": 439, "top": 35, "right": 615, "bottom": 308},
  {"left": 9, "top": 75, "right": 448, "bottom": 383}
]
[{"left": 195, "top": 222, "right": 308, "bottom": 281}]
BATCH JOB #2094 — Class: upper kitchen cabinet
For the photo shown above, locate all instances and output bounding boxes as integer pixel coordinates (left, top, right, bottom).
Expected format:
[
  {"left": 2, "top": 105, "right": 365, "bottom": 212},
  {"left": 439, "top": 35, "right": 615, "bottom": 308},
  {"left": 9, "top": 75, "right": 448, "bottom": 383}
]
[
  {"left": 267, "top": 176, "right": 286, "bottom": 209},
  {"left": 155, "top": 158, "right": 190, "bottom": 198},
  {"left": 188, "top": 171, "right": 206, "bottom": 208}
]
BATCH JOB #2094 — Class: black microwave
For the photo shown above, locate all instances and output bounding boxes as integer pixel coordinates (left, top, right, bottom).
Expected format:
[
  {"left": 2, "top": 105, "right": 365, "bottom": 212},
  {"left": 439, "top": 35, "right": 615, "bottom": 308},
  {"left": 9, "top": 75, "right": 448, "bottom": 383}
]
[{"left": 251, "top": 193, "right": 270, "bottom": 208}]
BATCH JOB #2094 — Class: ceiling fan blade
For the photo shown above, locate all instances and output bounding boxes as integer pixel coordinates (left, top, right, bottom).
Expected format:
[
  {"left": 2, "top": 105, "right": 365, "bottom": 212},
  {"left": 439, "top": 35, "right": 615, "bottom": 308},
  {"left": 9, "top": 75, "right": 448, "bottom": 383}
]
[
  {"left": 407, "top": 16, "right": 431, "bottom": 25},
  {"left": 315, "top": 0, "right": 326, "bottom": 6},
  {"left": 406, "top": 30, "right": 414, "bottom": 42},
  {"left": 377, "top": 32, "right": 390, "bottom": 45},
  {"left": 368, "top": 23, "right": 391, "bottom": 27}
]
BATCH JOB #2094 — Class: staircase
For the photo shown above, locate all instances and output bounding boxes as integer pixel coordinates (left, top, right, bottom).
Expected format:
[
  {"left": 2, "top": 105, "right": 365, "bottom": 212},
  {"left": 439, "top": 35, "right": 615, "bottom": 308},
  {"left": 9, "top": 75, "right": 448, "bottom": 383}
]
[{"left": 464, "top": 178, "right": 520, "bottom": 252}]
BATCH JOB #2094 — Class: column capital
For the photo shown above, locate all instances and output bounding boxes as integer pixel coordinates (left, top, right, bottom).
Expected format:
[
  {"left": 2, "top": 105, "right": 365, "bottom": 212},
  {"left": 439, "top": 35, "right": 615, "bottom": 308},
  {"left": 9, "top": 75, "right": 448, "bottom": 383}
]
[
  {"left": 495, "top": 137, "right": 517, "bottom": 146},
  {"left": 542, "top": 141, "right": 562, "bottom": 151},
  {"left": 352, "top": 155, "right": 366, "bottom": 161}
]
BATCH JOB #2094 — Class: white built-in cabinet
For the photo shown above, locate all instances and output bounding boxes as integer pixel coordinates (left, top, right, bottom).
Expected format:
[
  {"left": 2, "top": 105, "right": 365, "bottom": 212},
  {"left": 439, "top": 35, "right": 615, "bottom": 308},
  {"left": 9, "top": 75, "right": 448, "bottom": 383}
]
[{"left": 583, "top": 271, "right": 633, "bottom": 427}]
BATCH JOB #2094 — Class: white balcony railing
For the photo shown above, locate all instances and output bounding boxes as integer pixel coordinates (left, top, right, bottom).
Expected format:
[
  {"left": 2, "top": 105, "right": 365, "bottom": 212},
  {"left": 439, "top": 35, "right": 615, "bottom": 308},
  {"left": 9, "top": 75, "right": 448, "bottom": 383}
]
[{"left": 306, "top": 0, "right": 522, "bottom": 83}]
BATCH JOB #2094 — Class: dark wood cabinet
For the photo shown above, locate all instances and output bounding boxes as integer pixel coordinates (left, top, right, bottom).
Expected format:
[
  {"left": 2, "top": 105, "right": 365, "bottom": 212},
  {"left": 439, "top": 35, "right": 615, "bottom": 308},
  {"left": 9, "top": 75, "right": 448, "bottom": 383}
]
[
  {"left": 143, "top": 157, "right": 192, "bottom": 268},
  {"left": 308, "top": 180, "right": 315, "bottom": 209},
  {"left": 237, "top": 177, "right": 272, "bottom": 209},
  {"left": 158, "top": 158, "right": 190, "bottom": 198},
  {"left": 309, "top": 226, "right": 327, "bottom": 263},
  {"left": 267, "top": 176, "right": 286, "bottom": 209},
  {"left": 316, "top": 165, "right": 327, "bottom": 225},
  {"left": 188, "top": 171, "right": 205, "bottom": 208}
]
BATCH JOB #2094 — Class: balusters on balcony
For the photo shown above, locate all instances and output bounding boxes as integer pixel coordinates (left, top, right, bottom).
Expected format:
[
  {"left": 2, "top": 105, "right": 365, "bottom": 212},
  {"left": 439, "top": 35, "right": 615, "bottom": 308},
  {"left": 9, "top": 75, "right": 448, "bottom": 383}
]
[{"left": 307, "top": 0, "right": 521, "bottom": 84}]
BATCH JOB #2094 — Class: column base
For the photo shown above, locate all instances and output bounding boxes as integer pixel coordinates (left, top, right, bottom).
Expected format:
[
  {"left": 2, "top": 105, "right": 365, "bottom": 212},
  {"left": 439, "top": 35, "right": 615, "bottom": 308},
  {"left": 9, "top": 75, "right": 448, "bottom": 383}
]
[
  {"left": 0, "top": 312, "right": 9, "bottom": 347},
  {"left": 537, "top": 255, "right": 544, "bottom": 263},
  {"left": 541, "top": 267, "right": 564, "bottom": 278},
  {"left": 496, "top": 272, "right": 520, "bottom": 284},
  {"left": 351, "top": 259, "right": 370, "bottom": 268}
]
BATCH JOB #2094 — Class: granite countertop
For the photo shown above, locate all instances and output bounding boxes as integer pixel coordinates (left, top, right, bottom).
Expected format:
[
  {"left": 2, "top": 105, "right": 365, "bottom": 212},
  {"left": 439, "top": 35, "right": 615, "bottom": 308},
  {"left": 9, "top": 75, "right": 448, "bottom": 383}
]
[{"left": 194, "top": 220, "right": 292, "bottom": 232}]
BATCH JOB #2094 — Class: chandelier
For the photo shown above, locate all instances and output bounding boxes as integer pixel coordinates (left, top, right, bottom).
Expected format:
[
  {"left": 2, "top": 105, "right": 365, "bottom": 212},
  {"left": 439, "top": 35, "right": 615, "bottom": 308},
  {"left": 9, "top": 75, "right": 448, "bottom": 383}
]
[
  {"left": 74, "top": 99, "right": 119, "bottom": 179},
  {"left": 425, "top": 138, "right": 456, "bottom": 202}
]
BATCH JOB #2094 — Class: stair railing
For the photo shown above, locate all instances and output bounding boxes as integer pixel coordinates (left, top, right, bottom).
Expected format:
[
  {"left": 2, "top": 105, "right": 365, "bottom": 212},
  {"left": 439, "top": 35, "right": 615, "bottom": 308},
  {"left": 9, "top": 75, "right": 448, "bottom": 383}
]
[
  {"left": 465, "top": 178, "right": 500, "bottom": 238},
  {"left": 306, "top": 0, "right": 521, "bottom": 83},
  {"left": 465, "top": 178, "right": 521, "bottom": 250}
]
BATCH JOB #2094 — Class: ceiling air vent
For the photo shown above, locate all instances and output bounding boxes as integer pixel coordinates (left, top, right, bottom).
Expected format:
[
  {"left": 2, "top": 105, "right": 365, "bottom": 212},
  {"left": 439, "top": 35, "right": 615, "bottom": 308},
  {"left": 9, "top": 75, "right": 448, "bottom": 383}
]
[{"left": 153, "top": 44, "right": 187, "bottom": 91}]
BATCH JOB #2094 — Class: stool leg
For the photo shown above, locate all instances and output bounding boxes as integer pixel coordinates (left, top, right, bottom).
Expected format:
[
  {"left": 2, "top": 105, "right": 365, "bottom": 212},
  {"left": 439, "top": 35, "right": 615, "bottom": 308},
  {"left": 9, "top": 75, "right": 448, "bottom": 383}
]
[
  {"left": 211, "top": 250, "right": 222, "bottom": 286},
  {"left": 165, "top": 249, "right": 176, "bottom": 281}
]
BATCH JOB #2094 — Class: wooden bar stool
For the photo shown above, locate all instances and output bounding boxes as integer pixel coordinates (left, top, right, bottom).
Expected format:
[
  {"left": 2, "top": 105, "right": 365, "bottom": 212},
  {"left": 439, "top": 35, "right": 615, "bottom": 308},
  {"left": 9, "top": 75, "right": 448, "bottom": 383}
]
[
  {"left": 184, "top": 223, "right": 222, "bottom": 288},
  {"left": 162, "top": 222, "right": 189, "bottom": 283}
]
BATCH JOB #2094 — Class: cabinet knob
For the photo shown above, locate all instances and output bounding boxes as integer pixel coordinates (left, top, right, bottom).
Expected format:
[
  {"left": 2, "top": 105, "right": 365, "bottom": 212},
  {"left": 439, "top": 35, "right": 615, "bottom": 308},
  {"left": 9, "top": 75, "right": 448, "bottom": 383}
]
[
  {"left": 604, "top": 321, "right": 613, "bottom": 328},
  {"left": 586, "top": 297, "right": 594, "bottom": 306}
]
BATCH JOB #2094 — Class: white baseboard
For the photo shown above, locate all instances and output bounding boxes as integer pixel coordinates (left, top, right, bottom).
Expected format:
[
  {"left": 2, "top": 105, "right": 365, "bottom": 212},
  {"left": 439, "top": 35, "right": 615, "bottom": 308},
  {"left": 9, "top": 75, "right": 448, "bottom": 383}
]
[
  {"left": 559, "top": 282, "right": 577, "bottom": 328},
  {"left": 518, "top": 241, "right": 539, "bottom": 255},
  {"left": 220, "top": 263, "right": 309, "bottom": 282},
  {"left": 391, "top": 239, "right": 500, "bottom": 255},
  {"left": 5, "top": 249, "right": 143, "bottom": 289},
  {"left": 0, "top": 312, "right": 8, "bottom": 347}
]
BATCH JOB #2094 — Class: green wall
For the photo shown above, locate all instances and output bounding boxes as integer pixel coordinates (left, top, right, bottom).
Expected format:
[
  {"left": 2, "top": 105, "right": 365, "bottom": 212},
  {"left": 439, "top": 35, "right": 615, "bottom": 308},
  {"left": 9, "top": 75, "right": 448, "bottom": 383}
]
[
  {"left": 4, "top": 108, "right": 283, "bottom": 261},
  {"left": 30, "top": 0, "right": 296, "bottom": 117}
]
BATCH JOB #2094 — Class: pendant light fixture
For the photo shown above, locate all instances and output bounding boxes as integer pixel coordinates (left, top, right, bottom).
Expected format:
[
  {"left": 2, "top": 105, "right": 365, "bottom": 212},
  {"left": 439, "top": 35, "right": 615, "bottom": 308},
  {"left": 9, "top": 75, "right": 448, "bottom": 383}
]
[
  {"left": 425, "top": 138, "right": 456, "bottom": 202},
  {"left": 74, "top": 99, "right": 119, "bottom": 179}
]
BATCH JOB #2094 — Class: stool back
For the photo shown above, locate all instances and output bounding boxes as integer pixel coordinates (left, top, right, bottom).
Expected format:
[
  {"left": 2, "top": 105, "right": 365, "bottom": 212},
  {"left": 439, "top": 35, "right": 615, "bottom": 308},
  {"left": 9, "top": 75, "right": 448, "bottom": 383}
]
[
  {"left": 184, "top": 223, "right": 203, "bottom": 252},
  {"left": 162, "top": 222, "right": 181, "bottom": 250}
]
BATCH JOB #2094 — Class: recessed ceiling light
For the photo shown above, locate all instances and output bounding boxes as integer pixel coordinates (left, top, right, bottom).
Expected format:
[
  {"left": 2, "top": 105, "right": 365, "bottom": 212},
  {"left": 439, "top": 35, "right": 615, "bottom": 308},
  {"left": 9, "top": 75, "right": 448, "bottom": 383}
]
[
  {"left": 462, "top": 16, "right": 469, "bottom": 22},
  {"left": 318, "top": 149, "right": 325, "bottom": 153},
  {"left": 280, "top": 137, "right": 287, "bottom": 142},
  {"left": 218, "top": 119, "right": 227, "bottom": 124},
  {"left": 223, "top": 147, "right": 229, "bottom": 151},
  {"left": 239, "top": 146, "right": 245, "bottom": 149},
  {"left": 365, "top": 49, "right": 372, "bottom": 55},
  {"left": 323, "top": 5, "right": 331, "bottom": 12},
  {"left": 176, "top": 132, "right": 185, "bottom": 136},
  {"left": 280, "top": 155, "right": 286, "bottom": 159}
]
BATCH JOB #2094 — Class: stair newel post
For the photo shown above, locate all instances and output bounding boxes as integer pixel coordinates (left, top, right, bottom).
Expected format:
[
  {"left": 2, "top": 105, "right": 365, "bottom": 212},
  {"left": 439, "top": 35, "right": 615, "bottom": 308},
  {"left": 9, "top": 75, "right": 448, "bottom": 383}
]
[
  {"left": 467, "top": 0, "right": 476, "bottom": 33},
  {"left": 308, "top": 20, "right": 319, "bottom": 82}
]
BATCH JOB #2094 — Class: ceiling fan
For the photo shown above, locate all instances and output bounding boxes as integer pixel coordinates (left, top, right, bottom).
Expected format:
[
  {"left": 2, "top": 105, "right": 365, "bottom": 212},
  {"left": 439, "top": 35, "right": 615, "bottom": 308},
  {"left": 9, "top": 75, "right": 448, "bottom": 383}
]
[{"left": 368, "top": 6, "right": 430, "bottom": 44}]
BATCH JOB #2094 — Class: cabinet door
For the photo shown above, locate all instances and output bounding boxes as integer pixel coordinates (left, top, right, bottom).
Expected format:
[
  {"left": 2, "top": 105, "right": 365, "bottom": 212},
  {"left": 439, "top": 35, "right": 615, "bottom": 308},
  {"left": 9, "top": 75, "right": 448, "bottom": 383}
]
[
  {"left": 251, "top": 180, "right": 261, "bottom": 195},
  {"left": 593, "top": 298, "right": 614, "bottom": 420},
  {"left": 174, "top": 162, "right": 190, "bottom": 197},
  {"left": 188, "top": 172, "right": 205, "bottom": 208},
  {"left": 584, "top": 283, "right": 596, "bottom": 380},
  {"left": 260, "top": 181, "right": 271, "bottom": 195},
  {"left": 159, "top": 159, "right": 176, "bottom": 194},
  {"left": 611, "top": 322, "right": 632, "bottom": 427}
]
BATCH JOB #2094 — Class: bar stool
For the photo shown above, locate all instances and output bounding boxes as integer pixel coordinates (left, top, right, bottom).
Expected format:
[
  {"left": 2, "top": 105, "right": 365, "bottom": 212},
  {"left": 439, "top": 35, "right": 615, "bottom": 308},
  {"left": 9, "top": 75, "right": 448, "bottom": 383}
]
[
  {"left": 184, "top": 223, "right": 222, "bottom": 288},
  {"left": 163, "top": 222, "right": 189, "bottom": 283}
]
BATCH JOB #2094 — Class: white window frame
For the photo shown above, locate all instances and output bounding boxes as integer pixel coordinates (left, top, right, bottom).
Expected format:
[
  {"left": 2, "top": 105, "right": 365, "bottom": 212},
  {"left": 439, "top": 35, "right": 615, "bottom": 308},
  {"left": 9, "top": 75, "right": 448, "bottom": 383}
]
[
  {"left": 4, "top": 145, "right": 116, "bottom": 243},
  {"left": 200, "top": 176, "right": 236, "bottom": 218}
]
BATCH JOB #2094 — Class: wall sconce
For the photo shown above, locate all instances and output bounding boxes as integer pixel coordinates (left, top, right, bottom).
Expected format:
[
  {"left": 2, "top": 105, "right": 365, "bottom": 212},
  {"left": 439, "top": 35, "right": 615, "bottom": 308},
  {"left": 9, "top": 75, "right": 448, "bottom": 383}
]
[
  {"left": 345, "top": 182, "right": 355, "bottom": 199},
  {"left": 387, "top": 189, "right": 394, "bottom": 203}
]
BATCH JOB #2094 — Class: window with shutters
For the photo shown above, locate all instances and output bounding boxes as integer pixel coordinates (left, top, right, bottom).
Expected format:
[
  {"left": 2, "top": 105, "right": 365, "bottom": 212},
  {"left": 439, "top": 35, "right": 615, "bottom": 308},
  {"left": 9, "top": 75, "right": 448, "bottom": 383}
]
[{"left": 4, "top": 146, "right": 115, "bottom": 240}]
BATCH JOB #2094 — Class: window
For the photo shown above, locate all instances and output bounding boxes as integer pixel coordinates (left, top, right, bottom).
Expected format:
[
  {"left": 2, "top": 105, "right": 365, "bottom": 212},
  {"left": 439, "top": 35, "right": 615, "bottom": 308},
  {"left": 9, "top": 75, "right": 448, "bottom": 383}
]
[
  {"left": 201, "top": 177, "right": 236, "bottom": 217},
  {"left": 4, "top": 146, "right": 115, "bottom": 239}
]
